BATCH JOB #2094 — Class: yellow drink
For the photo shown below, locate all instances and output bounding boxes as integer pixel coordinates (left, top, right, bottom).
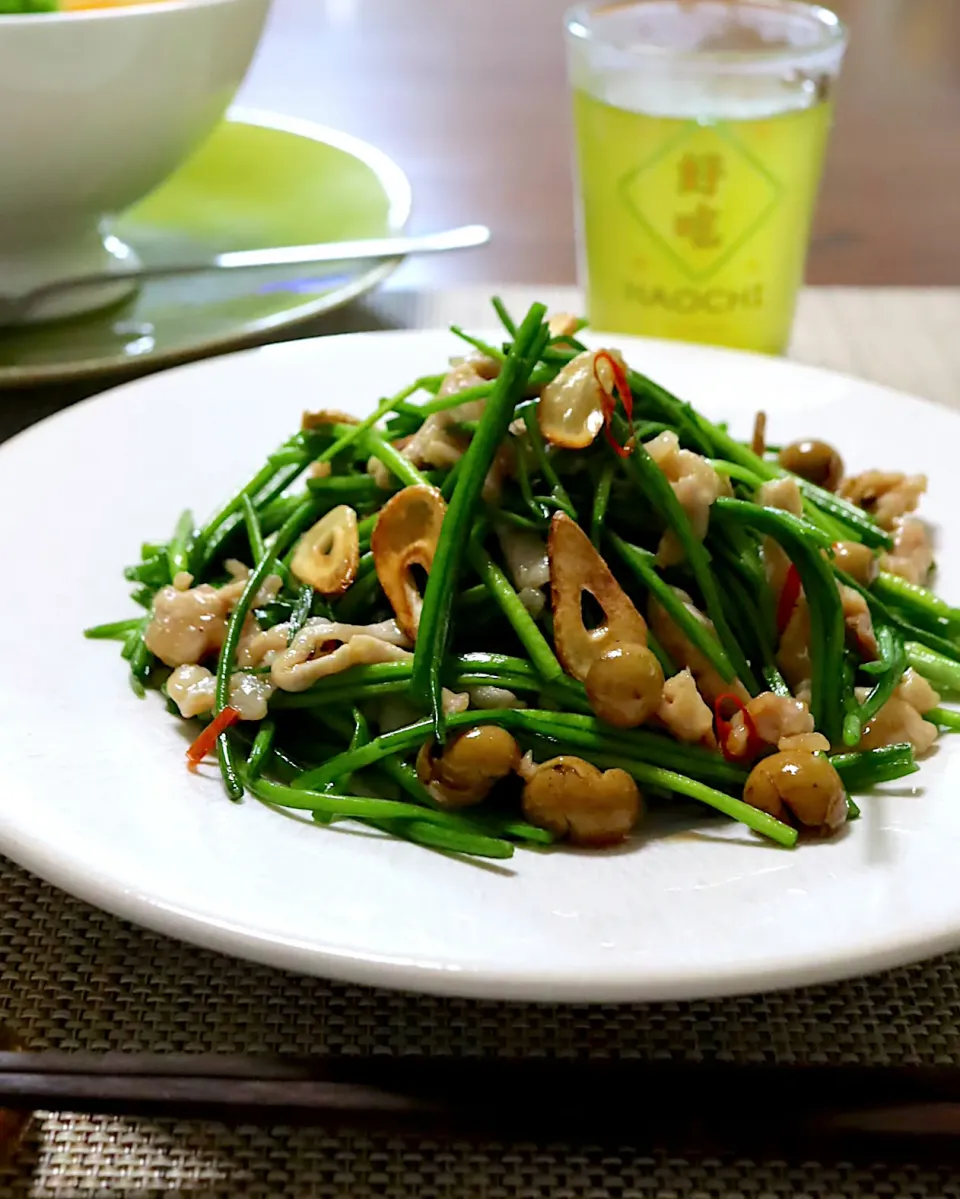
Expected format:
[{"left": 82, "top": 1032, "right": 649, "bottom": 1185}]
[
  {"left": 565, "top": 1, "right": 847, "bottom": 354},
  {"left": 572, "top": 88, "right": 833, "bottom": 354}
]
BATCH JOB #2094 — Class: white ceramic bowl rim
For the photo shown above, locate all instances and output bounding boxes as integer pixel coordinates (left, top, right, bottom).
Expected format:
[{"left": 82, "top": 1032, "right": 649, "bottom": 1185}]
[{"left": 0, "top": 0, "right": 253, "bottom": 26}]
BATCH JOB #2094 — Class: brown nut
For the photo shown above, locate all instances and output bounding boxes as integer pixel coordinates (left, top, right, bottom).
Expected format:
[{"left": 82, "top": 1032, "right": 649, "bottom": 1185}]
[
  {"left": 549, "top": 512, "right": 648, "bottom": 681},
  {"left": 744, "top": 750, "right": 847, "bottom": 832},
  {"left": 832, "top": 539, "right": 878, "bottom": 586},
  {"left": 537, "top": 348, "right": 624, "bottom": 450},
  {"left": 372, "top": 484, "right": 446, "bottom": 640},
  {"left": 416, "top": 726, "right": 521, "bottom": 808},
  {"left": 290, "top": 505, "right": 359, "bottom": 596},
  {"left": 778, "top": 439, "right": 845, "bottom": 492},
  {"left": 585, "top": 640, "right": 664, "bottom": 728},
  {"left": 521, "top": 756, "right": 641, "bottom": 847}
]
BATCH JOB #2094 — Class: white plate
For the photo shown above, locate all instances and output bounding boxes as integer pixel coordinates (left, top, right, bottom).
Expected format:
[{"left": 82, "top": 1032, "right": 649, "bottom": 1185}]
[{"left": 2, "top": 329, "right": 959, "bottom": 1003}]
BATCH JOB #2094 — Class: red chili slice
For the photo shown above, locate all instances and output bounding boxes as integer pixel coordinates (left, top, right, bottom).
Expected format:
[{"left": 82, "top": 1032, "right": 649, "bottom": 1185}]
[
  {"left": 593, "top": 350, "right": 634, "bottom": 458},
  {"left": 186, "top": 706, "right": 241, "bottom": 771},
  {"left": 714, "top": 693, "right": 764, "bottom": 762},
  {"left": 776, "top": 563, "right": 802, "bottom": 635}
]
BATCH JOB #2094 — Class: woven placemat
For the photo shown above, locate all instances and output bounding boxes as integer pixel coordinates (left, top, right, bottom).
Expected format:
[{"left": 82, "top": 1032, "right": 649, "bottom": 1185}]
[{"left": 3, "top": 285, "right": 960, "bottom": 1197}]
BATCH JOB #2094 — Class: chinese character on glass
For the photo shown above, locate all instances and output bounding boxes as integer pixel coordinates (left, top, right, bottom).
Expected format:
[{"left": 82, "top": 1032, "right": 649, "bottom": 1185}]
[
  {"left": 675, "top": 202, "right": 721, "bottom": 249},
  {"left": 677, "top": 152, "right": 724, "bottom": 196}
]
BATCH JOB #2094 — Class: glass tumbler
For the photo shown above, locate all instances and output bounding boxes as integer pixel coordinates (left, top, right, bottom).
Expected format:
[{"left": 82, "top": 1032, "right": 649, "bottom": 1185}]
[{"left": 566, "top": 0, "right": 847, "bottom": 354}]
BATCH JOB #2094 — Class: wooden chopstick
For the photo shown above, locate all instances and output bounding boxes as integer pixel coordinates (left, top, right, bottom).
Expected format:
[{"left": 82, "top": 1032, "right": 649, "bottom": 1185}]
[{"left": 5, "top": 1054, "right": 960, "bottom": 1158}]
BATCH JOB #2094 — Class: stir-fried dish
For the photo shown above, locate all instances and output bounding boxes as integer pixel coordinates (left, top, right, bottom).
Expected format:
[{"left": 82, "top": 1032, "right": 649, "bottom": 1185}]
[{"left": 86, "top": 300, "right": 960, "bottom": 860}]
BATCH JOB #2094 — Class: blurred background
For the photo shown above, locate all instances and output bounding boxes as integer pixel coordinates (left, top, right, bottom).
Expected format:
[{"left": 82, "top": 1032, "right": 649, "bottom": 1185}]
[{"left": 241, "top": 0, "right": 960, "bottom": 290}]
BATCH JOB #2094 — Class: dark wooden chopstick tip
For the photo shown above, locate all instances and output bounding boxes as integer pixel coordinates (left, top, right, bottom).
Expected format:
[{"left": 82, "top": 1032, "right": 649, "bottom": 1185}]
[{"left": 5, "top": 1055, "right": 960, "bottom": 1157}]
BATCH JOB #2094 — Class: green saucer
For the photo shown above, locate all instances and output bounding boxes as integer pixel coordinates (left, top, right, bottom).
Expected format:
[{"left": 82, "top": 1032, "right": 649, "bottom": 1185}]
[{"left": 0, "top": 109, "right": 411, "bottom": 387}]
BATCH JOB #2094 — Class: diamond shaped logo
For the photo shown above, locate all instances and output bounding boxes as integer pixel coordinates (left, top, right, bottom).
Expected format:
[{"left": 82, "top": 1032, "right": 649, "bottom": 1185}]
[{"left": 619, "top": 122, "right": 782, "bottom": 284}]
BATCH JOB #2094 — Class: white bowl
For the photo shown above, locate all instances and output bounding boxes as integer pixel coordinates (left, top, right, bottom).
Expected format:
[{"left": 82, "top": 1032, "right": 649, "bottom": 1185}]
[{"left": 0, "top": 0, "right": 270, "bottom": 322}]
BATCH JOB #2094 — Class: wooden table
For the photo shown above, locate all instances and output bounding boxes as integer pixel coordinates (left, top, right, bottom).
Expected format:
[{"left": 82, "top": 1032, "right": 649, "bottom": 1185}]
[{"left": 240, "top": 0, "right": 960, "bottom": 288}]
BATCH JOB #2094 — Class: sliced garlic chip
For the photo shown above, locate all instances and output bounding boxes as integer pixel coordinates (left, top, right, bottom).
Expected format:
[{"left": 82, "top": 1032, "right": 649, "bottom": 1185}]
[
  {"left": 548, "top": 511, "right": 648, "bottom": 681},
  {"left": 371, "top": 483, "right": 446, "bottom": 640},
  {"left": 290, "top": 505, "right": 359, "bottom": 596}
]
